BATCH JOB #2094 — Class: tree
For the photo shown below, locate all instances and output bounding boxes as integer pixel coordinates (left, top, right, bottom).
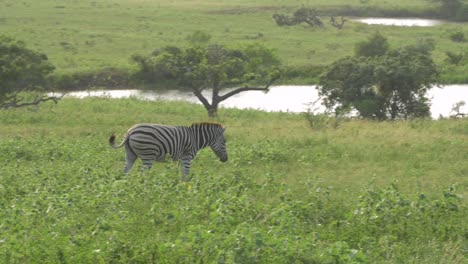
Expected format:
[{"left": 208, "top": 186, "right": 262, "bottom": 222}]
[
  {"left": 273, "top": 7, "right": 324, "bottom": 28},
  {"left": 272, "top": 7, "right": 349, "bottom": 29},
  {"left": 318, "top": 56, "right": 385, "bottom": 119},
  {"left": 318, "top": 37, "right": 438, "bottom": 120},
  {"left": 373, "top": 45, "right": 437, "bottom": 119},
  {"left": 132, "top": 43, "right": 282, "bottom": 117},
  {"left": 0, "top": 35, "right": 59, "bottom": 109},
  {"left": 355, "top": 32, "right": 389, "bottom": 58},
  {"left": 428, "top": 0, "right": 462, "bottom": 18},
  {"left": 330, "top": 16, "right": 347, "bottom": 30}
]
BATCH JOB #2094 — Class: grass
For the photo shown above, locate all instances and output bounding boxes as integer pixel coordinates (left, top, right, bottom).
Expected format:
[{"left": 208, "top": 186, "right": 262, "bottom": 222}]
[
  {"left": 0, "top": 98, "right": 466, "bottom": 263},
  {"left": 1, "top": 0, "right": 467, "bottom": 83}
]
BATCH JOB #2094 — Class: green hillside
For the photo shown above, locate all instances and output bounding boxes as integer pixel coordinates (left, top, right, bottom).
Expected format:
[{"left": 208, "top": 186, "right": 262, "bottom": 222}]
[{"left": 1, "top": 0, "right": 467, "bottom": 83}]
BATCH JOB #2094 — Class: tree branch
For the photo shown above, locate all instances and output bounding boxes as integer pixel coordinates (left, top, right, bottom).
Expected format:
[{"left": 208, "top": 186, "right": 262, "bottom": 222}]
[
  {"left": 218, "top": 76, "right": 279, "bottom": 102},
  {"left": 192, "top": 87, "right": 212, "bottom": 109},
  {"left": 1, "top": 94, "right": 64, "bottom": 109},
  {"left": 330, "top": 16, "right": 347, "bottom": 29}
]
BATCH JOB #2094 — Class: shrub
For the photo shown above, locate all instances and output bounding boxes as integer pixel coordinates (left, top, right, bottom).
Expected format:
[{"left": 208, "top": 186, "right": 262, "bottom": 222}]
[
  {"left": 449, "top": 31, "right": 466, "bottom": 42},
  {"left": 186, "top": 30, "right": 212, "bottom": 44},
  {"left": 445, "top": 51, "right": 465, "bottom": 65},
  {"left": 455, "top": 4, "right": 468, "bottom": 21},
  {"left": 53, "top": 68, "right": 133, "bottom": 91},
  {"left": 355, "top": 31, "right": 389, "bottom": 58}
]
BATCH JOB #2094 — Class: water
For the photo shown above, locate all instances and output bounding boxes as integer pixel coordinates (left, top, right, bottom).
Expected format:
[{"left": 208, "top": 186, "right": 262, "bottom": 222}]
[
  {"left": 64, "top": 85, "right": 468, "bottom": 119},
  {"left": 427, "top": 85, "right": 468, "bottom": 118},
  {"left": 58, "top": 18, "right": 465, "bottom": 117},
  {"left": 63, "top": 86, "right": 322, "bottom": 113},
  {"left": 352, "top": 17, "right": 445, "bottom": 27}
]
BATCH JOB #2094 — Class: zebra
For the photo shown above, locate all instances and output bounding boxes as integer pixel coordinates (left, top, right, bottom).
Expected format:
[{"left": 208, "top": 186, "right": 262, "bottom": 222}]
[{"left": 109, "top": 122, "right": 228, "bottom": 181}]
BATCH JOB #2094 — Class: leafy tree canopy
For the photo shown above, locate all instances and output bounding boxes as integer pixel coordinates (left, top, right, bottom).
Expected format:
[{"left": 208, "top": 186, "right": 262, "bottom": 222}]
[
  {"left": 355, "top": 31, "right": 389, "bottom": 58},
  {"left": 132, "top": 43, "right": 282, "bottom": 117},
  {"left": 427, "top": 0, "right": 468, "bottom": 20},
  {"left": 319, "top": 35, "right": 438, "bottom": 120},
  {"left": 0, "top": 35, "right": 57, "bottom": 109}
]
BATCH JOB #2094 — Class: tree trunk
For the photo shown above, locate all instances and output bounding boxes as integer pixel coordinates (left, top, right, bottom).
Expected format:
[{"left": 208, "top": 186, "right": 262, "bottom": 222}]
[
  {"left": 192, "top": 87, "right": 219, "bottom": 118},
  {"left": 207, "top": 105, "right": 218, "bottom": 118},
  {"left": 191, "top": 76, "right": 279, "bottom": 117}
]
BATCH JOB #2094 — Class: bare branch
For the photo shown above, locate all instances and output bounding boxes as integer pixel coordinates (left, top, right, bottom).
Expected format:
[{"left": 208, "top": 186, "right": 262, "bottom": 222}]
[
  {"left": 218, "top": 76, "right": 279, "bottom": 102},
  {"left": 330, "top": 16, "right": 347, "bottom": 29},
  {"left": 1, "top": 94, "right": 64, "bottom": 109}
]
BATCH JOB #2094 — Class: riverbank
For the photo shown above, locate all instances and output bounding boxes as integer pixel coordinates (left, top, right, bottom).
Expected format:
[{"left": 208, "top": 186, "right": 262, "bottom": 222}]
[{"left": 60, "top": 84, "right": 468, "bottom": 119}]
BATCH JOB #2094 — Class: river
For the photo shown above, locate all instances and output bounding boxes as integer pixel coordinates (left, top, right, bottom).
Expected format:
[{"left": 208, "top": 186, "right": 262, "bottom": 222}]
[
  {"left": 352, "top": 17, "right": 446, "bottom": 27},
  {"left": 62, "top": 18, "right": 468, "bottom": 118},
  {"left": 65, "top": 85, "right": 468, "bottom": 119}
]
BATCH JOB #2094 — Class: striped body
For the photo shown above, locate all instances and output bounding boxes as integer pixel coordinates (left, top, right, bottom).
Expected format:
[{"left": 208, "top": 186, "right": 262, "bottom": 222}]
[{"left": 109, "top": 123, "right": 228, "bottom": 181}]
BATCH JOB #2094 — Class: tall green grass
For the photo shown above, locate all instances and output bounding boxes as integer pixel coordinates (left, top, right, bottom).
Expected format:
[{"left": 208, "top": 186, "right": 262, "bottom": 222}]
[
  {"left": 1, "top": 0, "right": 467, "bottom": 83},
  {"left": 0, "top": 98, "right": 466, "bottom": 263}
]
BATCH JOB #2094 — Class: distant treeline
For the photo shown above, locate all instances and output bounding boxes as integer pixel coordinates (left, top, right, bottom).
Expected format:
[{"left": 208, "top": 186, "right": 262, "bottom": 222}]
[{"left": 318, "top": 2, "right": 468, "bottom": 22}]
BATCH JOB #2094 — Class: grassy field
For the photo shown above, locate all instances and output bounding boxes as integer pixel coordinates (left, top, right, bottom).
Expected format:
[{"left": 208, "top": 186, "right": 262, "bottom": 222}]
[
  {"left": 0, "top": 98, "right": 466, "bottom": 263},
  {"left": 1, "top": 0, "right": 467, "bottom": 83}
]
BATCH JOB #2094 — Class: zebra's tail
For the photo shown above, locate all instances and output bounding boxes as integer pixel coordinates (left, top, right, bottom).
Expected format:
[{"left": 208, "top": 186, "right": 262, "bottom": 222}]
[{"left": 109, "top": 133, "right": 125, "bottom": 148}]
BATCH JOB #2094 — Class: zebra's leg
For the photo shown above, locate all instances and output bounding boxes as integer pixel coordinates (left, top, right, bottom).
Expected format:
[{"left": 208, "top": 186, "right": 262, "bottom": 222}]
[
  {"left": 141, "top": 159, "right": 154, "bottom": 170},
  {"left": 124, "top": 146, "right": 138, "bottom": 173},
  {"left": 180, "top": 158, "right": 192, "bottom": 182}
]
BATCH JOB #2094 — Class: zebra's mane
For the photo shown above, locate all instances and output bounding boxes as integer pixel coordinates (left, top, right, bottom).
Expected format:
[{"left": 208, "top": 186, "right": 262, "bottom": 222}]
[{"left": 190, "top": 122, "right": 223, "bottom": 128}]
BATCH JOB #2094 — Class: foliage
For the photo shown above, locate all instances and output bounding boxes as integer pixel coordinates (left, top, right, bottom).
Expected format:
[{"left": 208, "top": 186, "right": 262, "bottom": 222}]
[
  {"left": 273, "top": 7, "right": 324, "bottom": 28},
  {"left": 186, "top": 30, "right": 212, "bottom": 44},
  {"left": 425, "top": 0, "right": 468, "bottom": 21},
  {"left": 455, "top": 4, "right": 468, "bottom": 21},
  {"left": 428, "top": 0, "right": 468, "bottom": 20},
  {"left": 52, "top": 68, "right": 133, "bottom": 91},
  {"left": 0, "top": 34, "right": 58, "bottom": 109},
  {"left": 2, "top": 1, "right": 468, "bottom": 84},
  {"left": 349, "top": 181, "right": 466, "bottom": 262},
  {"left": 319, "top": 34, "right": 438, "bottom": 120},
  {"left": 0, "top": 98, "right": 466, "bottom": 263},
  {"left": 132, "top": 43, "right": 282, "bottom": 117},
  {"left": 304, "top": 99, "right": 347, "bottom": 130},
  {"left": 355, "top": 31, "right": 389, "bottom": 58},
  {"left": 445, "top": 51, "right": 465, "bottom": 65},
  {"left": 272, "top": 7, "right": 348, "bottom": 29},
  {"left": 449, "top": 30, "right": 466, "bottom": 42}
]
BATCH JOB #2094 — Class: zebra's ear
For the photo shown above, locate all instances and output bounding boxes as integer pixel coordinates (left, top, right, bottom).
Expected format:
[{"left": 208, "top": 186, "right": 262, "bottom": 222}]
[{"left": 222, "top": 127, "right": 227, "bottom": 133}]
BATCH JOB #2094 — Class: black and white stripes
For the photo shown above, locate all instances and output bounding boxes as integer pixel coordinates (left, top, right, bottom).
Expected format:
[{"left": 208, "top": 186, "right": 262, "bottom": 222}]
[{"left": 109, "top": 122, "right": 228, "bottom": 181}]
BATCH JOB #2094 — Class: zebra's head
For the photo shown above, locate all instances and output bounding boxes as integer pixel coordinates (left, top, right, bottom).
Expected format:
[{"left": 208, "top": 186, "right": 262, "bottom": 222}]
[{"left": 210, "top": 126, "right": 228, "bottom": 162}]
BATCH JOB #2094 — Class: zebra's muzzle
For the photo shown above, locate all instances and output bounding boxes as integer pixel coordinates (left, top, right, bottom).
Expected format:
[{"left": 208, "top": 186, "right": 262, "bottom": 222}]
[{"left": 220, "top": 157, "right": 228, "bottom": 162}]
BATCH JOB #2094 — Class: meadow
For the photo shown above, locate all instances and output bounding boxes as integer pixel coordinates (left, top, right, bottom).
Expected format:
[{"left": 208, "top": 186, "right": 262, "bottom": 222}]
[
  {"left": 0, "top": 98, "right": 466, "bottom": 263},
  {"left": 1, "top": 0, "right": 467, "bottom": 262},
  {"left": 1, "top": 0, "right": 467, "bottom": 83}
]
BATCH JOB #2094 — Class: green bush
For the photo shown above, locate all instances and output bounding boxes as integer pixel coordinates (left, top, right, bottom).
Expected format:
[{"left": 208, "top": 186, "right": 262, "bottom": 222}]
[
  {"left": 449, "top": 31, "right": 466, "bottom": 42},
  {"left": 53, "top": 68, "right": 133, "bottom": 90},
  {"left": 445, "top": 51, "right": 465, "bottom": 65},
  {"left": 455, "top": 4, "right": 468, "bottom": 21}
]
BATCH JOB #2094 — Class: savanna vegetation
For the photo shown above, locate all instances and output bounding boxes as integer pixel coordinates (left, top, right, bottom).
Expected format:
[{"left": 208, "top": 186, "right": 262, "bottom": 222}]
[
  {"left": 0, "top": 0, "right": 467, "bottom": 262},
  {"left": 318, "top": 32, "right": 439, "bottom": 120},
  {"left": 0, "top": 35, "right": 60, "bottom": 109},
  {"left": 0, "top": 99, "right": 467, "bottom": 263},
  {"left": 0, "top": 0, "right": 468, "bottom": 87},
  {"left": 132, "top": 43, "right": 281, "bottom": 117}
]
